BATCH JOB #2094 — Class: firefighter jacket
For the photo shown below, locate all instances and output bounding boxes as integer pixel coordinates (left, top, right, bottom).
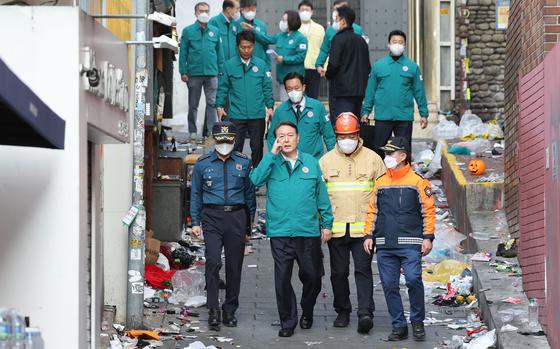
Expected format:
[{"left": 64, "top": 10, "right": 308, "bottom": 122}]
[
  {"left": 363, "top": 164, "right": 435, "bottom": 250},
  {"left": 319, "top": 139, "right": 385, "bottom": 238}
]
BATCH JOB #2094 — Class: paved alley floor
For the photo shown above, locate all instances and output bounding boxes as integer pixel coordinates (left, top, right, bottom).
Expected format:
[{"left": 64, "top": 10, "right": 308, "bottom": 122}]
[{"left": 146, "top": 236, "right": 471, "bottom": 349}]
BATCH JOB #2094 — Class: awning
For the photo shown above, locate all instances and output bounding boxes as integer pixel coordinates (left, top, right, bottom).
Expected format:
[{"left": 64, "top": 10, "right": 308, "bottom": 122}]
[{"left": 0, "top": 58, "right": 65, "bottom": 149}]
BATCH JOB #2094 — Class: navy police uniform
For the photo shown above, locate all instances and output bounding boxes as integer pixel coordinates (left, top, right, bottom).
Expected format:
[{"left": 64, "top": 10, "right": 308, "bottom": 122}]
[{"left": 190, "top": 122, "right": 256, "bottom": 324}]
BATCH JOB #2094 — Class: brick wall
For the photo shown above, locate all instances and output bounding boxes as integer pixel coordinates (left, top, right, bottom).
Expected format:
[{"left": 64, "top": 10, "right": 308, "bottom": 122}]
[{"left": 504, "top": 0, "right": 560, "bottom": 334}]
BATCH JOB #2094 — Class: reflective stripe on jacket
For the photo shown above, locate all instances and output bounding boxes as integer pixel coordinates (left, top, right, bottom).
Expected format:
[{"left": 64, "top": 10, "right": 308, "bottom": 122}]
[
  {"left": 363, "top": 164, "right": 436, "bottom": 250},
  {"left": 319, "top": 140, "right": 385, "bottom": 238}
]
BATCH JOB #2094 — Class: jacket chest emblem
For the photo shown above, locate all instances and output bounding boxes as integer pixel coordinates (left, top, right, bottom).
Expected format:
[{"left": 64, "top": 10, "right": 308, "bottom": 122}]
[
  {"left": 252, "top": 66, "right": 259, "bottom": 73},
  {"left": 402, "top": 66, "right": 409, "bottom": 72},
  {"left": 289, "top": 39, "right": 294, "bottom": 45},
  {"left": 307, "top": 111, "right": 313, "bottom": 117},
  {"left": 302, "top": 166, "right": 309, "bottom": 173},
  {"left": 209, "top": 31, "right": 215, "bottom": 37},
  {"left": 236, "top": 163, "right": 243, "bottom": 171}
]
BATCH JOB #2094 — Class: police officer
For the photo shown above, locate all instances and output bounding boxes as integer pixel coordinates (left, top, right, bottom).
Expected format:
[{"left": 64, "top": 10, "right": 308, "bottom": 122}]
[
  {"left": 216, "top": 30, "right": 274, "bottom": 168},
  {"left": 360, "top": 30, "right": 429, "bottom": 158},
  {"left": 235, "top": 0, "right": 271, "bottom": 68},
  {"left": 179, "top": 2, "right": 224, "bottom": 141},
  {"left": 209, "top": 0, "right": 241, "bottom": 61},
  {"left": 267, "top": 72, "right": 335, "bottom": 159},
  {"left": 190, "top": 121, "right": 256, "bottom": 331},
  {"left": 363, "top": 136, "right": 435, "bottom": 342},
  {"left": 250, "top": 121, "right": 333, "bottom": 338},
  {"left": 319, "top": 113, "right": 385, "bottom": 333},
  {"left": 242, "top": 10, "right": 308, "bottom": 101}
]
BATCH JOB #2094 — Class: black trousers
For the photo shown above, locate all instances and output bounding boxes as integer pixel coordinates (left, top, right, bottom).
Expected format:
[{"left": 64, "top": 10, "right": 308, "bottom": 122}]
[
  {"left": 328, "top": 225, "right": 374, "bottom": 317},
  {"left": 230, "top": 118, "right": 265, "bottom": 168},
  {"left": 304, "top": 69, "right": 321, "bottom": 100},
  {"left": 330, "top": 96, "right": 363, "bottom": 126},
  {"left": 372, "top": 120, "right": 413, "bottom": 159},
  {"left": 270, "top": 237, "right": 323, "bottom": 330},
  {"left": 202, "top": 207, "right": 247, "bottom": 313}
]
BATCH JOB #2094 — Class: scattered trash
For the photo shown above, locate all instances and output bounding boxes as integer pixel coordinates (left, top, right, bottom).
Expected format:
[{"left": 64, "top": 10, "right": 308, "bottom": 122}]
[
  {"left": 247, "top": 264, "right": 258, "bottom": 268},
  {"left": 172, "top": 269, "right": 206, "bottom": 304},
  {"left": 474, "top": 173, "right": 504, "bottom": 183},
  {"left": 125, "top": 330, "right": 160, "bottom": 340},
  {"left": 144, "top": 286, "right": 156, "bottom": 300},
  {"left": 423, "top": 259, "right": 470, "bottom": 283},
  {"left": 432, "top": 119, "right": 459, "bottom": 141},
  {"left": 145, "top": 264, "right": 177, "bottom": 289},
  {"left": 211, "top": 336, "right": 234, "bottom": 343},
  {"left": 463, "top": 329, "right": 496, "bottom": 349},
  {"left": 501, "top": 297, "right": 526, "bottom": 304},
  {"left": 496, "top": 239, "right": 517, "bottom": 258},
  {"left": 470, "top": 252, "right": 492, "bottom": 262},
  {"left": 304, "top": 341, "right": 323, "bottom": 346},
  {"left": 156, "top": 253, "right": 171, "bottom": 271},
  {"left": 501, "top": 324, "right": 518, "bottom": 332},
  {"left": 184, "top": 341, "right": 218, "bottom": 349}
]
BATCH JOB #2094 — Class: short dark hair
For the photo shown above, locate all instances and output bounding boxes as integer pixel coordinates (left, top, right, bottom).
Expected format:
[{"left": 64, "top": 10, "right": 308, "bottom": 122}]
[
  {"left": 388, "top": 30, "right": 407, "bottom": 43},
  {"left": 333, "top": 0, "right": 348, "bottom": 8},
  {"left": 274, "top": 121, "right": 299, "bottom": 136},
  {"left": 336, "top": 6, "right": 355, "bottom": 26},
  {"left": 283, "top": 72, "right": 305, "bottom": 86},
  {"left": 285, "top": 10, "right": 301, "bottom": 31},
  {"left": 240, "top": 0, "right": 256, "bottom": 8},
  {"left": 298, "top": 0, "right": 313, "bottom": 10},
  {"left": 236, "top": 30, "right": 255, "bottom": 45},
  {"left": 195, "top": 1, "right": 210, "bottom": 12},
  {"left": 222, "top": 0, "right": 236, "bottom": 11}
]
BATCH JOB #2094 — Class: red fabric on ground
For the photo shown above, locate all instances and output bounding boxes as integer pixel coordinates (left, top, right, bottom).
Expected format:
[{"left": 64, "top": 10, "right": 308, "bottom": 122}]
[{"left": 145, "top": 264, "right": 177, "bottom": 289}]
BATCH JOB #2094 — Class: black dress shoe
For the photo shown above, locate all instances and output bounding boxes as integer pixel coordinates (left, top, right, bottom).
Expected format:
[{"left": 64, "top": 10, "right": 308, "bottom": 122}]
[
  {"left": 208, "top": 308, "right": 221, "bottom": 331},
  {"left": 333, "top": 312, "right": 350, "bottom": 327},
  {"left": 222, "top": 311, "right": 238, "bottom": 327},
  {"left": 357, "top": 315, "right": 373, "bottom": 334},
  {"left": 412, "top": 322, "right": 426, "bottom": 341},
  {"left": 388, "top": 327, "right": 408, "bottom": 341},
  {"left": 299, "top": 315, "right": 313, "bottom": 329},
  {"left": 278, "top": 327, "right": 295, "bottom": 337}
]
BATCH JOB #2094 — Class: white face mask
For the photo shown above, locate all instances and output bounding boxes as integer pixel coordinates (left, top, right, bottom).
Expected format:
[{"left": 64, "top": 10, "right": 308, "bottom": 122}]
[
  {"left": 279, "top": 20, "right": 288, "bottom": 32},
  {"left": 243, "top": 10, "right": 256, "bottom": 21},
  {"left": 288, "top": 90, "right": 303, "bottom": 104},
  {"left": 383, "top": 155, "right": 398, "bottom": 169},
  {"left": 332, "top": 20, "right": 340, "bottom": 32},
  {"left": 299, "top": 11, "right": 312, "bottom": 22},
  {"left": 197, "top": 12, "right": 210, "bottom": 23},
  {"left": 337, "top": 139, "right": 358, "bottom": 154},
  {"left": 232, "top": 11, "right": 241, "bottom": 21},
  {"left": 215, "top": 143, "right": 234, "bottom": 155},
  {"left": 389, "top": 43, "right": 406, "bottom": 56}
]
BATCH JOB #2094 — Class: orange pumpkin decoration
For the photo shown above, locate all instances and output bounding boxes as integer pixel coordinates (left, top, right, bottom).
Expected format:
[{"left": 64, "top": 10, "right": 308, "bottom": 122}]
[{"left": 468, "top": 159, "right": 486, "bottom": 176}]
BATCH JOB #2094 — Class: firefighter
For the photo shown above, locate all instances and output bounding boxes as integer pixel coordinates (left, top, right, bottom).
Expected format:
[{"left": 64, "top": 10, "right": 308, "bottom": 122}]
[
  {"left": 363, "top": 136, "right": 436, "bottom": 342},
  {"left": 318, "top": 112, "right": 385, "bottom": 333}
]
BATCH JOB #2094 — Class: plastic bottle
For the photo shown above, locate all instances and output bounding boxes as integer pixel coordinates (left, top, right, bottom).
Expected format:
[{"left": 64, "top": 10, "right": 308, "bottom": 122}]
[
  {"left": 24, "top": 328, "right": 43, "bottom": 349},
  {"left": 0, "top": 309, "right": 11, "bottom": 349},
  {"left": 8, "top": 310, "right": 25, "bottom": 349},
  {"left": 528, "top": 298, "right": 539, "bottom": 329}
]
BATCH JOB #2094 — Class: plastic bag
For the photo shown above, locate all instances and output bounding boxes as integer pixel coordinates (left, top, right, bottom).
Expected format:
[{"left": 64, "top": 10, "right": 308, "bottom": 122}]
[
  {"left": 432, "top": 120, "right": 459, "bottom": 141},
  {"left": 458, "top": 111, "right": 487, "bottom": 139},
  {"left": 418, "top": 149, "right": 435, "bottom": 163},
  {"left": 171, "top": 269, "right": 206, "bottom": 304},
  {"left": 456, "top": 138, "right": 492, "bottom": 154},
  {"left": 487, "top": 123, "right": 504, "bottom": 140},
  {"left": 424, "top": 222, "right": 467, "bottom": 263},
  {"left": 423, "top": 259, "right": 470, "bottom": 283}
]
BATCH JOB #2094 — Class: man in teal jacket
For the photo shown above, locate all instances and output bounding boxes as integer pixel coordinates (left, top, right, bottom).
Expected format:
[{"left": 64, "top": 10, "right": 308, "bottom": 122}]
[
  {"left": 250, "top": 121, "right": 333, "bottom": 338},
  {"left": 267, "top": 72, "right": 335, "bottom": 159},
  {"left": 209, "top": 0, "right": 241, "bottom": 61},
  {"left": 216, "top": 30, "right": 274, "bottom": 167},
  {"left": 361, "top": 30, "right": 429, "bottom": 158},
  {"left": 235, "top": 0, "right": 271, "bottom": 69},
  {"left": 179, "top": 2, "right": 224, "bottom": 140}
]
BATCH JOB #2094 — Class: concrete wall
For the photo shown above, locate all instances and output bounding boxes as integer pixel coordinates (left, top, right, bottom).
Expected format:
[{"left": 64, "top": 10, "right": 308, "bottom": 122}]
[{"left": 0, "top": 7, "right": 88, "bottom": 349}]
